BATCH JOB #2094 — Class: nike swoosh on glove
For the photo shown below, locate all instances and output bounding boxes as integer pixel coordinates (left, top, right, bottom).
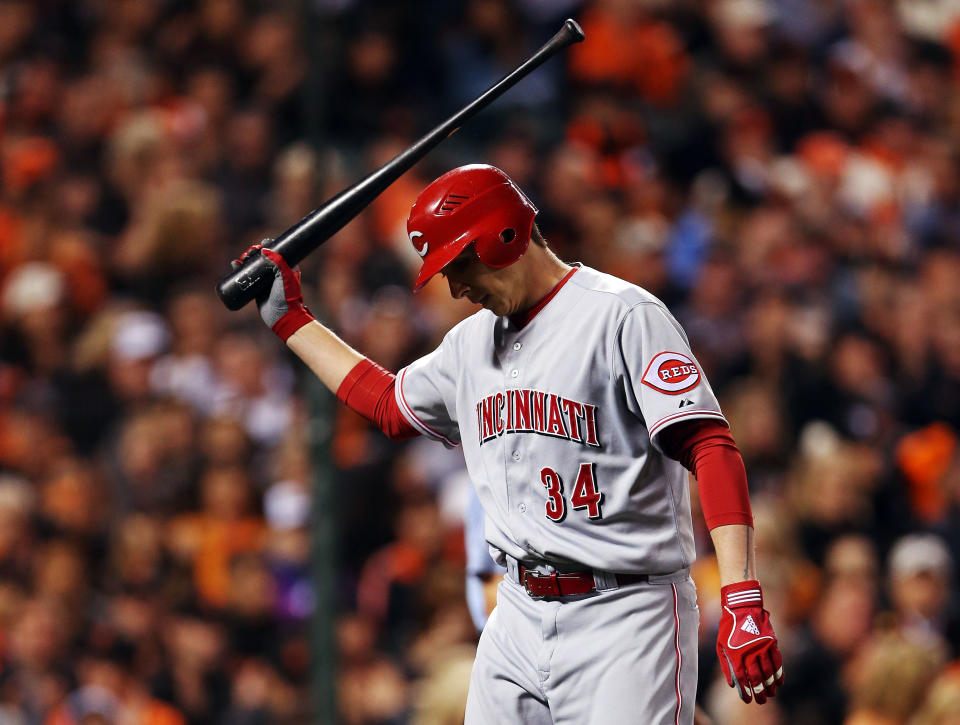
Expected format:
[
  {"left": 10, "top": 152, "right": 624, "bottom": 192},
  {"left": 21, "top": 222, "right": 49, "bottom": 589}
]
[
  {"left": 716, "top": 580, "right": 784, "bottom": 704},
  {"left": 231, "top": 242, "right": 315, "bottom": 341}
]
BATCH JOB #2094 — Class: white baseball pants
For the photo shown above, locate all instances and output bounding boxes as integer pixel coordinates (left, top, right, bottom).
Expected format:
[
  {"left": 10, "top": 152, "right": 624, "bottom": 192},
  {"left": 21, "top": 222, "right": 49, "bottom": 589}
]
[{"left": 464, "top": 569, "right": 699, "bottom": 725}]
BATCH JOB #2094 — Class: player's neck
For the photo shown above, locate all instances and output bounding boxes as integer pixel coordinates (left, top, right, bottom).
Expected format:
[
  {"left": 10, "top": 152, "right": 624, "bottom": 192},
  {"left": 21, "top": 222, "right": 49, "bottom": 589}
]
[{"left": 519, "top": 248, "right": 573, "bottom": 310}]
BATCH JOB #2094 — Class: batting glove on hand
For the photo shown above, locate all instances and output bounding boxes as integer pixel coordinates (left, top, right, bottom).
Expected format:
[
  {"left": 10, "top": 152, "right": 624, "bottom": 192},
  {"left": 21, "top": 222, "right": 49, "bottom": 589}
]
[
  {"left": 231, "top": 242, "right": 315, "bottom": 341},
  {"left": 716, "top": 580, "right": 784, "bottom": 704}
]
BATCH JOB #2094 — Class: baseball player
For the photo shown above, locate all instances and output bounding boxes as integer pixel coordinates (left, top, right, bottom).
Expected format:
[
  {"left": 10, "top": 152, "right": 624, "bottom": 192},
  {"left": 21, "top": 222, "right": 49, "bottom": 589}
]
[{"left": 234, "top": 164, "right": 783, "bottom": 724}]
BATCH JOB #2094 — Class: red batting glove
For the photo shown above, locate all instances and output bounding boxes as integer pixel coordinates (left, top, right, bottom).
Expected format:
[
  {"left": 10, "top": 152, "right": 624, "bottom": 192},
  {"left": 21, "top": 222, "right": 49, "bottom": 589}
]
[
  {"left": 716, "top": 580, "right": 784, "bottom": 704},
  {"left": 231, "top": 242, "right": 315, "bottom": 341}
]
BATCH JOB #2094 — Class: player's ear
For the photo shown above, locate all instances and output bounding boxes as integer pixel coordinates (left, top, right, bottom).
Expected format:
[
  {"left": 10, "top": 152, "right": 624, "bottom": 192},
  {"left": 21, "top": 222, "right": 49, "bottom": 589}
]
[{"left": 531, "top": 223, "right": 548, "bottom": 248}]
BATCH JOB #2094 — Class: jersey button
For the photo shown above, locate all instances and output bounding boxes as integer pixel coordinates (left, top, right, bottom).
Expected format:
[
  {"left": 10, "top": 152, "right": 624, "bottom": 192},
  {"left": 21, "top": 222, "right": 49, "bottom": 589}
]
[
  {"left": 513, "top": 342, "right": 522, "bottom": 351},
  {"left": 512, "top": 450, "right": 521, "bottom": 461},
  {"left": 518, "top": 503, "right": 527, "bottom": 514},
  {"left": 510, "top": 369, "right": 519, "bottom": 378}
]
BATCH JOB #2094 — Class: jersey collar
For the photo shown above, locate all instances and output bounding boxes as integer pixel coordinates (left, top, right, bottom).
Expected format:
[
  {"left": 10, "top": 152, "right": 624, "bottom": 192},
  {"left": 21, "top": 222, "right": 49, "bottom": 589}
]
[{"left": 508, "top": 265, "right": 579, "bottom": 330}]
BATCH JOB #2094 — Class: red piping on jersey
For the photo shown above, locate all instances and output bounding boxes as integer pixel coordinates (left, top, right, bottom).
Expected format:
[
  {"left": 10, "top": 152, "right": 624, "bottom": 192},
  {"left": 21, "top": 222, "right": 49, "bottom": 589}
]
[
  {"left": 672, "top": 583, "right": 682, "bottom": 725},
  {"left": 336, "top": 359, "right": 419, "bottom": 440},
  {"left": 508, "top": 266, "right": 578, "bottom": 329},
  {"left": 658, "top": 419, "right": 754, "bottom": 529},
  {"left": 649, "top": 409, "right": 726, "bottom": 437},
  {"left": 396, "top": 367, "right": 459, "bottom": 446}
]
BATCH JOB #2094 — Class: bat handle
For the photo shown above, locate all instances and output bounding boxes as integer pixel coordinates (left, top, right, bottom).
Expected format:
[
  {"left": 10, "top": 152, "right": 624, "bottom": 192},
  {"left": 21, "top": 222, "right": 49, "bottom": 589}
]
[{"left": 217, "top": 253, "right": 274, "bottom": 311}]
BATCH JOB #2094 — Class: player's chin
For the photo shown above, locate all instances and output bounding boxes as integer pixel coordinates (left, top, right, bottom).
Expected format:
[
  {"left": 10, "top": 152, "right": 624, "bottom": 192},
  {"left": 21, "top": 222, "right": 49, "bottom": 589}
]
[{"left": 481, "top": 296, "right": 502, "bottom": 314}]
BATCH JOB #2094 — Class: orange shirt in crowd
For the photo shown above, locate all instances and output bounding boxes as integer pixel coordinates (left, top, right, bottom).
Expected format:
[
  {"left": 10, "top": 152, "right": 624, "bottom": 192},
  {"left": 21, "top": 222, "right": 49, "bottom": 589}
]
[
  {"left": 169, "top": 514, "right": 267, "bottom": 609},
  {"left": 46, "top": 699, "right": 186, "bottom": 725},
  {"left": 568, "top": 7, "right": 690, "bottom": 105}
]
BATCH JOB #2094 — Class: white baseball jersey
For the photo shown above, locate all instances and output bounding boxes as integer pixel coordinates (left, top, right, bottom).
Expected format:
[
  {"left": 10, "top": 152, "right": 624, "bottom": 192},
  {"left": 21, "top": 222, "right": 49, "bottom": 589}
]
[{"left": 396, "top": 264, "right": 726, "bottom": 575}]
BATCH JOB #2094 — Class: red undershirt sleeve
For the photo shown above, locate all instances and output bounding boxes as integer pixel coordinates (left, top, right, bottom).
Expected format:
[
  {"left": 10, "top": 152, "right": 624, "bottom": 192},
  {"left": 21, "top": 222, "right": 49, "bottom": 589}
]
[
  {"left": 335, "top": 359, "right": 420, "bottom": 441},
  {"left": 658, "top": 419, "right": 753, "bottom": 530}
]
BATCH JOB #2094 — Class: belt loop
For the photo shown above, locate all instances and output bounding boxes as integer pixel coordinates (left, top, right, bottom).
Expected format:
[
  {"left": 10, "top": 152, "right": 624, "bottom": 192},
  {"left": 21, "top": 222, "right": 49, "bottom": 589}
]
[
  {"left": 647, "top": 567, "right": 691, "bottom": 585},
  {"left": 592, "top": 569, "right": 619, "bottom": 592},
  {"left": 506, "top": 555, "right": 522, "bottom": 585}
]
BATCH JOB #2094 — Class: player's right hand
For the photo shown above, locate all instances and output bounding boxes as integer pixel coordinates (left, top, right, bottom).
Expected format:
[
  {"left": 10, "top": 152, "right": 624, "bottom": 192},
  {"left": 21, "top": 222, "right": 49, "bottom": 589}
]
[
  {"left": 231, "top": 241, "right": 315, "bottom": 341},
  {"left": 716, "top": 580, "right": 784, "bottom": 705}
]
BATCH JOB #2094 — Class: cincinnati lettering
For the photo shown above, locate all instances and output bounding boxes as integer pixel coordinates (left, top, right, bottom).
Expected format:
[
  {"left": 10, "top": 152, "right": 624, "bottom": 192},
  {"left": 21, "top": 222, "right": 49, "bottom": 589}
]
[{"left": 475, "top": 389, "right": 601, "bottom": 448}]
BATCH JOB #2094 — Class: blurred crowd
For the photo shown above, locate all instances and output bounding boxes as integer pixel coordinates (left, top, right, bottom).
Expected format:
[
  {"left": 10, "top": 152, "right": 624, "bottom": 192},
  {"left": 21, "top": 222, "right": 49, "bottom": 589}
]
[{"left": 4, "top": 0, "right": 960, "bottom": 723}]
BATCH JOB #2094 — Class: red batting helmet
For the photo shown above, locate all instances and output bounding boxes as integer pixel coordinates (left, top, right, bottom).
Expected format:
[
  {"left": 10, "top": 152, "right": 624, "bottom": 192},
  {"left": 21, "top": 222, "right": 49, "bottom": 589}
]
[{"left": 406, "top": 164, "right": 538, "bottom": 291}]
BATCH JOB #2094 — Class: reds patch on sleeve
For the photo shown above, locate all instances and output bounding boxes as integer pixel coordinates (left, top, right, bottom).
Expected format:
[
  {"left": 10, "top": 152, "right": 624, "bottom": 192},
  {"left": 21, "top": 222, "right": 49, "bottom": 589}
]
[{"left": 641, "top": 351, "right": 701, "bottom": 395}]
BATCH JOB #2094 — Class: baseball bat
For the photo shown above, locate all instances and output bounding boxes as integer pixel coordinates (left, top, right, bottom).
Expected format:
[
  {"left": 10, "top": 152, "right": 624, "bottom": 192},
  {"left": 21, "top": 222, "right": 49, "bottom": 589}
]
[{"left": 217, "top": 18, "right": 585, "bottom": 310}]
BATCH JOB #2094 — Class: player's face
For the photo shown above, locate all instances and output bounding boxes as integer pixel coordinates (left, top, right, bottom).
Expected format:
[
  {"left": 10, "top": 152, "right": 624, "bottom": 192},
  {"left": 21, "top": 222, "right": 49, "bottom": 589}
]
[{"left": 441, "top": 247, "right": 526, "bottom": 316}]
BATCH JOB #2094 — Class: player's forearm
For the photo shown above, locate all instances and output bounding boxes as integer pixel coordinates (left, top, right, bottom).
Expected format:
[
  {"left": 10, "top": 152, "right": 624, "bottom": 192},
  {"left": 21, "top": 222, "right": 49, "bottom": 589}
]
[
  {"left": 286, "top": 319, "right": 366, "bottom": 393},
  {"left": 710, "top": 523, "right": 756, "bottom": 587}
]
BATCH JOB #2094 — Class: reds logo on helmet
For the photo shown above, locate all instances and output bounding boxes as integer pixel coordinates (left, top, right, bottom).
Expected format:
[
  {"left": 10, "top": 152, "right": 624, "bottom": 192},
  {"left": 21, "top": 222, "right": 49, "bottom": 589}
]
[
  {"left": 641, "top": 351, "right": 701, "bottom": 395},
  {"left": 409, "top": 231, "right": 428, "bottom": 257}
]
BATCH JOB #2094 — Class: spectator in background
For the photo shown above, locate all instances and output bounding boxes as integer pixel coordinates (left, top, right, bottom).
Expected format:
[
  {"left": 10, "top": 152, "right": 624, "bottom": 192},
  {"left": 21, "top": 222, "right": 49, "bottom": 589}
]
[
  {"left": 912, "top": 666, "right": 960, "bottom": 725},
  {"left": 167, "top": 464, "right": 265, "bottom": 611},
  {"left": 152, "top": 608, "right": 230, "bottom": 724},
  {"left": 46, "top": 640, "right": 185, "bottom": 725},
  {"left": 150, "top": 286, "right": 225, "bottom": 416},
  {"left": 886, "top": 534, "right": 960, "bottom": 656},
  {"left": 844, "top": 630, "right": 947, "bottom": 725},
  {"left": 776, "top": 571, "right": 877, "bottom": 724}
]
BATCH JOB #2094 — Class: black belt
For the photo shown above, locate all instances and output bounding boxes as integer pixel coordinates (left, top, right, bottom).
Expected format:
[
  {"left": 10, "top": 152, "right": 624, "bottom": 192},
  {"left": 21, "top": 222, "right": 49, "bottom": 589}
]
[{"left": 518, "top": 564, "right": 648, "bottom": 599}]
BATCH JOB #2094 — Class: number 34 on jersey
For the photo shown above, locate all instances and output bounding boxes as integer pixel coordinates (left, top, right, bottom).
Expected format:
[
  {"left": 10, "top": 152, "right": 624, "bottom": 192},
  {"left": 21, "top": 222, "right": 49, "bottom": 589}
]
[{"left": 541, "top": 462, "right": 603, "bottom": 522}]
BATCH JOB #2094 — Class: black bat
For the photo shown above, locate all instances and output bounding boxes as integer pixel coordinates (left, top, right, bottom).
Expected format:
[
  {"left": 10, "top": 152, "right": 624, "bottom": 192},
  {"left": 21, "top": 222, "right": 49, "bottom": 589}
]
[{"left": 217, "top": 18, "right": 585, "bottom": 310}]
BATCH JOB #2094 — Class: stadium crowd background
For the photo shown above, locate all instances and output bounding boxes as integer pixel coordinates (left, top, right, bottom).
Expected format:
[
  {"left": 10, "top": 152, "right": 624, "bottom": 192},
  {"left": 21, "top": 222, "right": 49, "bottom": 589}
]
[{"left": 3, "top": 0, "right": 960, "bottom": 722}]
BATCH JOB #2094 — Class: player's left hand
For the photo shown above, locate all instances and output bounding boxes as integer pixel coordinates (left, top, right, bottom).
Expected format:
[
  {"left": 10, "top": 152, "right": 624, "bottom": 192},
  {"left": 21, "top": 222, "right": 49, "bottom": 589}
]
[
  {"left": 231, "top": 241, "right": 315, "bottom": 341},
  {"left": 716, "top": 580, "right": 784, "bottom": 704}
]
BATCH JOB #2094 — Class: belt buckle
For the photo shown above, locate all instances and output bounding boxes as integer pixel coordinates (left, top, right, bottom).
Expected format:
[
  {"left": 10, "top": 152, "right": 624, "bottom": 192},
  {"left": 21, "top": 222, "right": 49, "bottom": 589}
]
[{"left": 522, "top": 569, "right": 557, "bottom": 599}]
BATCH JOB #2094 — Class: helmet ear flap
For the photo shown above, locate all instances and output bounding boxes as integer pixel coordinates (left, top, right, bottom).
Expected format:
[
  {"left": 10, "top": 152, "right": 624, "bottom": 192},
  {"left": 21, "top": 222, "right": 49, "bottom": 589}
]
[{"left": 475, "top": 219, "right": 532, "bottom": 268}]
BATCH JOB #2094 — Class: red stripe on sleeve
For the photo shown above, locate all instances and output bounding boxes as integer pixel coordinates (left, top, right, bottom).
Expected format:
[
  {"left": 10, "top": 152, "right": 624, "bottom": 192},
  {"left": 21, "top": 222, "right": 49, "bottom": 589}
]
[
  {"left": 658, "top": 419, "right": 753, "bottom": 530},
  {"left": 336, "top": 359, "right": 419, "bottom": 441}
]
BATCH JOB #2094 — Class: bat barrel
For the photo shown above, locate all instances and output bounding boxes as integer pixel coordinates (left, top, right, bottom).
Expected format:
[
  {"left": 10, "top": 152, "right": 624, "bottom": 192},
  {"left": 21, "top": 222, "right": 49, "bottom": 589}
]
[{"left": 217, "top": 19, "right": 585, "bottom": 310}]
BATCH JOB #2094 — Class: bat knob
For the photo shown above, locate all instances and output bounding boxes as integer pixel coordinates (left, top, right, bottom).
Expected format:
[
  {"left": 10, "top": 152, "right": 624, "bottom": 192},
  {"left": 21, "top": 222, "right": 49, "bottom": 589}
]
[
  {"left": 564, "top": 19, "right": 585, "bottom": 43},
  {"left": 217, "top": 254, "right": 273, "bottom": 310}
]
